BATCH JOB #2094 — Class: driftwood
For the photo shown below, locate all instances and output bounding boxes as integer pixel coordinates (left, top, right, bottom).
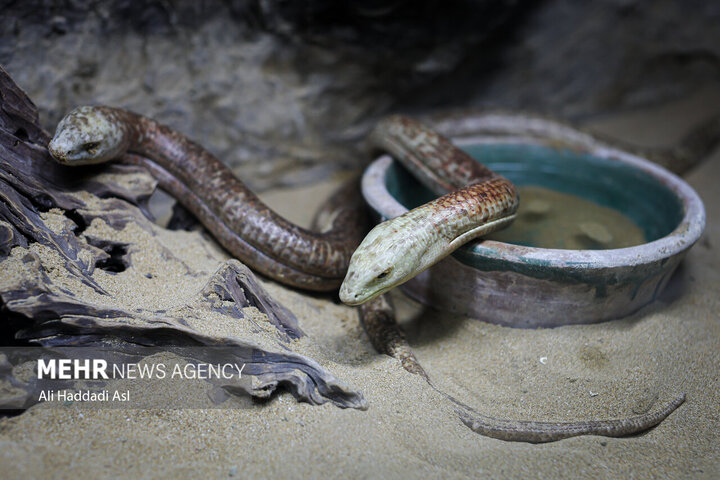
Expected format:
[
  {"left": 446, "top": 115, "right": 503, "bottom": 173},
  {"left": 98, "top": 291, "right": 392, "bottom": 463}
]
[{"left": 0, "top": 65, "right": 366, "bottom": 410}]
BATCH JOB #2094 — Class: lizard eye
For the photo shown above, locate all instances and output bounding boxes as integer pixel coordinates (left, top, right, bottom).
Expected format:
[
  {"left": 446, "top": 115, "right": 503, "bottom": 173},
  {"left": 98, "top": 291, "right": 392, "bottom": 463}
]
[
  {"left": 376, "top": 267, "right": 392, "bottom": 280},
  {"left": 82, "top": 141, "right": 100, "bottom": 153}
]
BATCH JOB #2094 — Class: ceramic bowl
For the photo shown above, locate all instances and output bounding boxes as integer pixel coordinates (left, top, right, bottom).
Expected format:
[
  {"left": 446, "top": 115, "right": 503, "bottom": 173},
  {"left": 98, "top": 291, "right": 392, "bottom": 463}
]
[{"left": 361, "top": 112, "right": 705, "bottom": 327}]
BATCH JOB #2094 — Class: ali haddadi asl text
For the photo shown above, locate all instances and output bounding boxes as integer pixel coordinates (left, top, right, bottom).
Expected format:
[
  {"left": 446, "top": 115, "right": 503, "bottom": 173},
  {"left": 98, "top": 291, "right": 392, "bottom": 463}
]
[{"left": 38, "top": 389, "right": 130, "bottom": 402}]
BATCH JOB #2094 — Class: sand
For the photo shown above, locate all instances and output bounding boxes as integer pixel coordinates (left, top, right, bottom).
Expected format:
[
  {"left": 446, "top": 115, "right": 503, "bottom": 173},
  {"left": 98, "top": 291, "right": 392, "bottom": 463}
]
[{"left": 0, "top": 91, "right": 719, "bottom": 479}]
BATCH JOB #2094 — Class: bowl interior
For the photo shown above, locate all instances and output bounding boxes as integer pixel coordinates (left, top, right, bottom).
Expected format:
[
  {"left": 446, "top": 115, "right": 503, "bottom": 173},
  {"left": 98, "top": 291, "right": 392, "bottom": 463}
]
[{"left": 385, "top": 143, "right": 684, "bottom": 246}]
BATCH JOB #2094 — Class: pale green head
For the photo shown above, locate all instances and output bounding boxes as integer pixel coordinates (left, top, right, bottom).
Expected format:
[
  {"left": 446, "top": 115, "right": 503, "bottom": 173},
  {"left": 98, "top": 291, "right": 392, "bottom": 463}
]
[
  {"left": 339, "top": 215, "right": 443, "bottom": 305},
  {"left": 48, "top": 106, "right": 127, "bottom": 165}
]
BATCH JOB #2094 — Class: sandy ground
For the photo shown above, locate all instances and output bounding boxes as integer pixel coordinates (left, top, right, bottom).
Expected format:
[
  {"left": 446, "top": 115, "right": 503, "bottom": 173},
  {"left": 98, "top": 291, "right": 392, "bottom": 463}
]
[{"left": 1, "top": 91, "right": 719, "bottom": 479}]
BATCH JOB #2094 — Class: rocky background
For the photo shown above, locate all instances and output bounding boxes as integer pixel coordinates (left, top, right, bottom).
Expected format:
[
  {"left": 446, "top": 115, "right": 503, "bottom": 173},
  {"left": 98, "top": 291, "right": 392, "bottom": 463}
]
[{"left": 2, "top": 0, "right": 719, "bottom": 189}]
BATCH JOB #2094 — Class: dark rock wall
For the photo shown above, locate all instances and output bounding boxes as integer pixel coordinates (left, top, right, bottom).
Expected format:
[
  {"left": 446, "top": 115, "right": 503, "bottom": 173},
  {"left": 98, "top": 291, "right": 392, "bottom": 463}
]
[{"left": 2, "top": 0, "right": 718, "bottom": 189}]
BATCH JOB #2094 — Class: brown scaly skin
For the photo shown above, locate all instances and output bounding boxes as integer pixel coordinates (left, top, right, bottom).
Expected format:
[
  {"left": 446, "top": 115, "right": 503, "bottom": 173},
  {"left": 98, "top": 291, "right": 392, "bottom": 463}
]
[
  {"left": 49, "top": 106, "right": 684, "bottom": 442},
  {"left": 454, "top": 393, "right": 686, "bottom": 442},
  {"left": 358, "top": 294, "right": 429, "bottom": 381},
  {"left": 49, "top": 106, "right": 364, "bottom": 289}
]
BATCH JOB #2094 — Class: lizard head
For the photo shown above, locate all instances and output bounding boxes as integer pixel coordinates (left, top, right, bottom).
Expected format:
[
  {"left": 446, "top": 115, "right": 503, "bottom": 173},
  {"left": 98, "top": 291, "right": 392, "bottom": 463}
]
[
  {"left": 49, "top": 106, "right": 127, "bottom": 165},
  {"left": 339, "top": 214, "right": 440, "bottom": 305}
]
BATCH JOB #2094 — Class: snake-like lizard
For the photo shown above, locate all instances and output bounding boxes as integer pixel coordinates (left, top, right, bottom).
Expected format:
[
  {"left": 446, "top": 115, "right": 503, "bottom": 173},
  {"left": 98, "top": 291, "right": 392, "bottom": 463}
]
[{"left": 48, "top": 106, "right": 684, "bottom": 442}]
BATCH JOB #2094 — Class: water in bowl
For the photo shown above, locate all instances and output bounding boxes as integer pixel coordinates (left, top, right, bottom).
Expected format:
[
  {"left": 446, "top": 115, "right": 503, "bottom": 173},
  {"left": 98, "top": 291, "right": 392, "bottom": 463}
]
[{"left": 486, "top": 185, "right": 646, "bottom": 249}]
